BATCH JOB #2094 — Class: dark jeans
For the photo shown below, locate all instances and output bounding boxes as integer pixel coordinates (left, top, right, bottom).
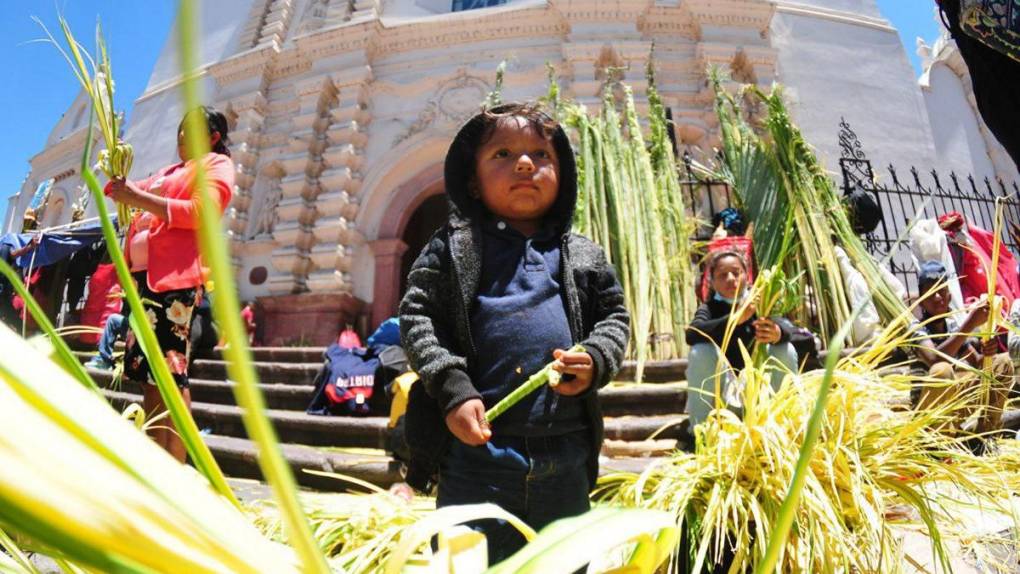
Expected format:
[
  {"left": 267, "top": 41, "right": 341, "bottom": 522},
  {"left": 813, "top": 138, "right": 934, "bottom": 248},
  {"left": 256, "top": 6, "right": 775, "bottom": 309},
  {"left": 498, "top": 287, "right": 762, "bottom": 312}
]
[
  {"left": 437, "top": 430, "right": 591, "bottom": 566},
  {"left": 98, "top": 313, "right": 127, "bottom": 363}
]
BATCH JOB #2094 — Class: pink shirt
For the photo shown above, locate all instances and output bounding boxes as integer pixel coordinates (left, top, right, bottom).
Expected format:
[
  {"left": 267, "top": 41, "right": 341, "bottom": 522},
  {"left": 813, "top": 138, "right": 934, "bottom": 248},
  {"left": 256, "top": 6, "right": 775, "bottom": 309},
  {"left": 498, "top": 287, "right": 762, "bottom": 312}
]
[
  {"left": 108, "top": 153, "right": 235, "bottom": 292},
  {"left": 241, "top": 306, "right": 255, "bottom": 334}
]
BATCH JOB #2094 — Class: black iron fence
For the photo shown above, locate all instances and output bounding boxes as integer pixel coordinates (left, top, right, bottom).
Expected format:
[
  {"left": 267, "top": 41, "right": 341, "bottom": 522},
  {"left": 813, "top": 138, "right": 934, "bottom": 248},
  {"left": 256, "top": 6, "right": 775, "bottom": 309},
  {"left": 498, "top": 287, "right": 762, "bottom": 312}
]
[
  {"left": 679, "top": 152, "right": 734, "bottom": 240},
  {"left": 837, "top": 118, "right": 1020, "bottom": 294},
  {"left": 673, "top": 118, "right": 1020, "bottom": 297}
]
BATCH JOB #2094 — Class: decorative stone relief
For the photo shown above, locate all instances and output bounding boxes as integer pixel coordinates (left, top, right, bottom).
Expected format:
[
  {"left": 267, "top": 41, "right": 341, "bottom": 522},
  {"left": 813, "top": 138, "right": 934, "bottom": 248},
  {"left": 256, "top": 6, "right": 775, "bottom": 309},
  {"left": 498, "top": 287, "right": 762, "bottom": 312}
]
[
  {"left": 297, "top": 0, "right": 331, "bottom": 34},
  {"left": 225, "top": 96, "right": 268, "bottom": 243},
  {"left": 394, "top": 69, "right": 490, "bottom": 145},
  {"left": 248, "top": 168, "right": 284, "bottom": 238}
]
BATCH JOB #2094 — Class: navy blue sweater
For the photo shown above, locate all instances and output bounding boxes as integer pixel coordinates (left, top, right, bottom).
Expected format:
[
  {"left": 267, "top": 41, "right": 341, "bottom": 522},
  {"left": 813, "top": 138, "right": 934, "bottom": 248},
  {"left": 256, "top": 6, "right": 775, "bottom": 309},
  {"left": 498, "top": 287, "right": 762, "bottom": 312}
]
[{"left": 470, "top": 217, "right": 585, "bottom": 436}]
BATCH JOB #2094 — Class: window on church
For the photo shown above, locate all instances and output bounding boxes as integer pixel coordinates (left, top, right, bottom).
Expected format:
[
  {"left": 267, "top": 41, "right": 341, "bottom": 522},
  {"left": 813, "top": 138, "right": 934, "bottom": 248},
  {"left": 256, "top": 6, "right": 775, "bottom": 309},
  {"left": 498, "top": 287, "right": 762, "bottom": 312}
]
[{"left": 452, "top": 0, "right": 507, "bottom": 12}]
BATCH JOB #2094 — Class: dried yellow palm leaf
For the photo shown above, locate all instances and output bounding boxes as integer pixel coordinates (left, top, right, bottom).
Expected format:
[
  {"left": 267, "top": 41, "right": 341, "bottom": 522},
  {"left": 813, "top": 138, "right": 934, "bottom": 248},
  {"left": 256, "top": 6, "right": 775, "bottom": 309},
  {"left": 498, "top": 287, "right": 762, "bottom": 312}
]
[{"left": 0, "top": 322, "right": 299, "bottom": 574}]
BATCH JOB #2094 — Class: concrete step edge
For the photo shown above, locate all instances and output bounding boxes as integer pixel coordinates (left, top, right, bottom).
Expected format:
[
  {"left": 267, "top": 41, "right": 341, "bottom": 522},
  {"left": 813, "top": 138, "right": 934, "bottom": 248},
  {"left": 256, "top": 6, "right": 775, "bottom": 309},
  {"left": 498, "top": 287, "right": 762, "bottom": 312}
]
[{"left": 202, "top": 434, "right": 674, "bottom": 491}]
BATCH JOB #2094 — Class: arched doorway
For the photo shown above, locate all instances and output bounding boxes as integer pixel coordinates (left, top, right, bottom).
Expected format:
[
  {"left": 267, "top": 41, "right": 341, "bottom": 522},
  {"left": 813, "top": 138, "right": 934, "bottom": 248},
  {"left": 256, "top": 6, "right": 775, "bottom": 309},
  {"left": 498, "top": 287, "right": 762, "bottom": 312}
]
[
  {"left": 399, "top": 194, "right": 448, "bottom": 297},
  {"left": 368, "top": 169, "right": 446, "bottom": 328}
]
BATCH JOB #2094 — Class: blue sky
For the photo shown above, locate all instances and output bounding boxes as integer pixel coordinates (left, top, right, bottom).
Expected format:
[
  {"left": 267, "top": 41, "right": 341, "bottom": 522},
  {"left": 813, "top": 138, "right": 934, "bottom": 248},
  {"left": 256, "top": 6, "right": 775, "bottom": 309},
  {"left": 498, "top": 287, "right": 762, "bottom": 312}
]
[
  {"left": 3, "top": 1, "right": 175, "bottom": 201},
  {"left": 1, "top": 0, "right": 941, "bottom": 202}
]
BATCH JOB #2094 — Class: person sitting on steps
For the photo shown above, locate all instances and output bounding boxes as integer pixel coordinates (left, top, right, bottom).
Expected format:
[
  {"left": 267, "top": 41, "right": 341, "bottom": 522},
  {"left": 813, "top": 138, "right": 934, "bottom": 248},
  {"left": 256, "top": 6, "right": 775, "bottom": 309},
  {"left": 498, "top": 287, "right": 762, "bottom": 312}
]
[
  {"left": 684, "top": 250, "right": 799, "bottom": 430},
  {"left": 911, "top": 260, "right": 1014, "bottom": 436}
]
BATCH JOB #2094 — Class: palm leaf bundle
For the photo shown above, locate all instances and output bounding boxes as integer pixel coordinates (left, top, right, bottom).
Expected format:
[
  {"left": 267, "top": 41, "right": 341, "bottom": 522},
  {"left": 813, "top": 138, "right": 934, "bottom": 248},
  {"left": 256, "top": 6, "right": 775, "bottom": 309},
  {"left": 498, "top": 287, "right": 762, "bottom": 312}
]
[
  {"left": 594, "top": 313, "right": 1020, "bottom": 573},
  {"left": 250, "top": 489, "right": 680, "bottom": 574},
  {"left": 0, "top": 321, "right": 302, "bottom": 573},
  {"left": 710, "top": 71, "right": 790, "bottom": 273},
  {"left": 711, "top": 74, "right": 908, "bottom": 344},
  {"left": 558, "top": 67, "right": 697, "bottom": 377},
  {"left": 36, "top": 16, "right": 134, "bottom": 227}
]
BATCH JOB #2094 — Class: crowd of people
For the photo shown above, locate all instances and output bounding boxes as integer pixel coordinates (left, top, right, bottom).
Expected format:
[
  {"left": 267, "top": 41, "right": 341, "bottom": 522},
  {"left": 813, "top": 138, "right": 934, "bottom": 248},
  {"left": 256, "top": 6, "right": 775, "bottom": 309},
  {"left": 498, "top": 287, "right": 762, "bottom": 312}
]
[{"left": 4, "top": 98, "right": 1002, "bottom": 564}]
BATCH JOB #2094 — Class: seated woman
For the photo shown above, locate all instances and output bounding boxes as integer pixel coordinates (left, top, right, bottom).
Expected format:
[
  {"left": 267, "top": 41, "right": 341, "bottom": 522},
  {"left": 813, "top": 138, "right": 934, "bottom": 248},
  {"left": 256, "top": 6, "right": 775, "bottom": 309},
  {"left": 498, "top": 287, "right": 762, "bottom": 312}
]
[{"left": 684, "top": 250, "right": 799, "bottom": 429}]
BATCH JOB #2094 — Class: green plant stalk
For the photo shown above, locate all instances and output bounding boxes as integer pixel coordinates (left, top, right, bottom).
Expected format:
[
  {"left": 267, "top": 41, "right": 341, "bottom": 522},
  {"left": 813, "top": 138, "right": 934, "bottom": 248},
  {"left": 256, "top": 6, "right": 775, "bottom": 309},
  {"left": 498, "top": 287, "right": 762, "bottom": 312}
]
[
  {"left": 980, "top": 199, "right": 1005, "bottom": 413},
  {"left": 176, "top": 0, "right": 328, "bottom": 570},
  {"left": 623, "top": 85, "right": 675, "bottom": 361},
  {"left": 0, "top": 525, "right": 42, "bottom": 574},
  {"left": 754, "top": 284, "right": 879, "bottom": 573},
  {"left": 602, "top": 92, "right": 651, "bottom": 378},
  {"left": 0, "top": 260, "right": 97, "bottom": 394},
  {"left": 484, "top": 60, "right": 507, "bottom": 108},
  {"left": 40, "top": 16, "right": 133, "bottom": 227},
  {"left": 647, "top": 62, "right": 695, "bottom": 356},
  {"left": 79, "top": 168, "right": 238, "bottom": 508},
  {"left": 485, "top": 344, "right": 584, "bottom": 423}
]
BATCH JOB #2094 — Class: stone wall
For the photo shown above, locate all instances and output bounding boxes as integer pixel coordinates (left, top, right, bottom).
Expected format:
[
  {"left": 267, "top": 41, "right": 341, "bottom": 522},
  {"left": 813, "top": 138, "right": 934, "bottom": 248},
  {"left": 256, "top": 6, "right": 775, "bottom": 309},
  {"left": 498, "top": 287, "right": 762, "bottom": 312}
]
[{"left": 15, "top": 0, "right": 992, "bottom": 344}]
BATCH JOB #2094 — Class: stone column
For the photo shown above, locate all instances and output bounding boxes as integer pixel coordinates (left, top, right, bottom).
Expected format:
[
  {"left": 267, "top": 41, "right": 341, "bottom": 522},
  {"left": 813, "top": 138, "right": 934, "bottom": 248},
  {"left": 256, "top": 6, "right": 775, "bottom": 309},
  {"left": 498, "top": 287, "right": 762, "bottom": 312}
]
[
  {"left": 268, "top": 76, "right": 335, "bottom": 294},
  {"left": 369, "top": 238, "right": 409, "bottom": 329},
  {"left": 306, "top": 66, "right": 372, "bottom": 293},
  {"left": 238, "top": 0, "right": 297, "bottom": 50},
  {"left": 350, "top": 0, "right": 381, "bottom": 21},
  {"left": 225, "top": 93, "right": 268, "bottom": 242}
]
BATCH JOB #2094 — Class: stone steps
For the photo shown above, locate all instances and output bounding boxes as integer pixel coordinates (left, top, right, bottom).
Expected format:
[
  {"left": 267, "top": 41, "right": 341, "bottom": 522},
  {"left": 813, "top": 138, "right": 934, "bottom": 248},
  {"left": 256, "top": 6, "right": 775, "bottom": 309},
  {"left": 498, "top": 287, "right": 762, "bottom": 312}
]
[
  {"left": 105, "top": 390, "right": 389, "bottom": 448},
  {"left": 194, "top": 346, "right": 328, "bottom": 363},
  {"left": 188, "top": 357, "right": 688, "bottom": 386},
  {"left": 84, "top": 345, "right": 851, "bottom": 491},
  {"left": 140, "top": 345, "right": 693, "bottom": 382},
  {"left": 93, "top": 357, "right": 1020, "bottom": 494},
  {"left": 204, "top": 434, "right": 404, "bottom": 490},
  {"left": 206, "top": 434, "right": 663, "bottom": 492},
  {"left": 102, "top": 389, "right": 691, "bottom": 448},
  {"left": 101, "top": 374, "right": 689, "bottom": 491},
  {"left": 91, "top": 369, "right": 688, "bottom": 416},
  {"left": 189, "top": 359, "right": 322, "bottom": 387}
]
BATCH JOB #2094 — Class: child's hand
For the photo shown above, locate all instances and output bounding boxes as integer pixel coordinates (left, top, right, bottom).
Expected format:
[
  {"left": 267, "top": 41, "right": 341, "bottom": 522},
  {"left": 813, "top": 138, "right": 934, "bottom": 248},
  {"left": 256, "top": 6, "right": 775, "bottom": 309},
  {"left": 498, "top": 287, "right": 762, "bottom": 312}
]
[
  {"left": 963, "top": 295, "right": 992, "bottom": 331},
  {"left": 444, "top": 399, "right": 491, "bottom": 446},
  {"left": 752, "top": 318, "right": 782, "bottom": 344},
  {"left": 551, "top": 348, "right": 594, "bottom": 396},
  {"left": 737, "top": 299, "right": 757, "bottom": 324},
  {"left": 981, "top": 337, "right": 999, "bottom": 357}
]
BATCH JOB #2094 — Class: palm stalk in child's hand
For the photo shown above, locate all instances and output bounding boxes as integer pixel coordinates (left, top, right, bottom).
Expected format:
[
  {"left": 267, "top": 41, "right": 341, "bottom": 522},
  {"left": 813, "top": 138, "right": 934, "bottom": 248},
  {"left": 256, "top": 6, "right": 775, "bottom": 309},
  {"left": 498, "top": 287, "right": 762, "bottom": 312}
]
[
  {"left": 750, "top": 266, "right": 801, "bottom": 368},
  {"left": 485, "top": 344, "right": 585, "bottom": 423}
]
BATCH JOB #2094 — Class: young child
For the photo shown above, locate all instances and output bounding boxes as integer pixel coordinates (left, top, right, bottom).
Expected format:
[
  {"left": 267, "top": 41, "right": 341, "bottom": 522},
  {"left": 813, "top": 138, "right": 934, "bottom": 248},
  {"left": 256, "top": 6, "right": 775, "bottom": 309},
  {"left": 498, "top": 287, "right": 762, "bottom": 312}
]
[
  {"left": 684, "top": 250, "right": 799, "bottom": 429},
  {"left": 400, "top": 102, "right": 629, "bottom": 563}
]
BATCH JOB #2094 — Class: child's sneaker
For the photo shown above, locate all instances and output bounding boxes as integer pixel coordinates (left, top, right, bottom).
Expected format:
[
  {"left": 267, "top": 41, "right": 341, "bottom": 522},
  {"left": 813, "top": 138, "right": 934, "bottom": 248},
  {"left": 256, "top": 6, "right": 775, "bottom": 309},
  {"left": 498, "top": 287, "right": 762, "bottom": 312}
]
[{"left": 84, "top": 356, "right": 113, "bottom": 371}]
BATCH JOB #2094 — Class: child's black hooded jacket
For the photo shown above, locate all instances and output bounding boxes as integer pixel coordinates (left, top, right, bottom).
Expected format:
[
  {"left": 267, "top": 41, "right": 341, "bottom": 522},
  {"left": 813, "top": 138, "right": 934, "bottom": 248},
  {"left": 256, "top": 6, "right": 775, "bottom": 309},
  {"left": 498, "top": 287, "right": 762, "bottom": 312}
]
[{"left": 399, "top": 106, "right": 630, "bottom": 492}]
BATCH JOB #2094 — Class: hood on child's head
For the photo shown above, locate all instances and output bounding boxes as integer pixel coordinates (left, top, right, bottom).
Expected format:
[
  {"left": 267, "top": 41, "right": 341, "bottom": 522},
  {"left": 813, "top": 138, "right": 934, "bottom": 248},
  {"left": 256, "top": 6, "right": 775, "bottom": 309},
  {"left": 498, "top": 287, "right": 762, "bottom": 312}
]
[{"left": 443, "top": 102, "right": 578, "bottom": 232}]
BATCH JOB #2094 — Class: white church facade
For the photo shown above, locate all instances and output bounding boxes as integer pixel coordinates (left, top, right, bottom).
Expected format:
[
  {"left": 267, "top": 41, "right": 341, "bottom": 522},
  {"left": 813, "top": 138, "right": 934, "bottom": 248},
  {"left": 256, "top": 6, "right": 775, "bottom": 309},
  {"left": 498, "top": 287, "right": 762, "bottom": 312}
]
[{"left": 8, "top": 0, "right": 1018, "bottom": 344}]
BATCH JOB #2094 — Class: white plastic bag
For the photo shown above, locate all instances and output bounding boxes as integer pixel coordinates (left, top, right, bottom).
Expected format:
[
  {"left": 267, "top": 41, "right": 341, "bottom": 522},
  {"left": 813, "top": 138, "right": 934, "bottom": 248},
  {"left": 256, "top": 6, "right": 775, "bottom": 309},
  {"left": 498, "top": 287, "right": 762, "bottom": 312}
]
[
  {"left": 909, "top": 219, "right": 964, "bottom": 312},
  {"left": 834, "top": 246, "right": 880, "bottom": 345}
]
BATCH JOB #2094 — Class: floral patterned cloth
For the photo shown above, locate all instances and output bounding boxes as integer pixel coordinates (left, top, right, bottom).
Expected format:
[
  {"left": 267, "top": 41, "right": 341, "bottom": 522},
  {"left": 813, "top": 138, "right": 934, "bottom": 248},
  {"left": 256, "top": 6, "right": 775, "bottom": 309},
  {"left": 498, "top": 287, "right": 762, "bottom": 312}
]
[{"left": 123, "top": 271, "right": 201, "bottom": 388}]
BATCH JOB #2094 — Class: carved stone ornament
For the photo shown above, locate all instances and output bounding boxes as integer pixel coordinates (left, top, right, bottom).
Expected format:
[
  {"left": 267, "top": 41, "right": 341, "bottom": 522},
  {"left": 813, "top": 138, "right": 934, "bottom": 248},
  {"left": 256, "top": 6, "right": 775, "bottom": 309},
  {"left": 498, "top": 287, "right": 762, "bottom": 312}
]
[
  {"left": 394, "top": 69, "right": 490, "bottom": 145},
  {"left": 297, "top": 0, "right": 330, "bottom": 34}
]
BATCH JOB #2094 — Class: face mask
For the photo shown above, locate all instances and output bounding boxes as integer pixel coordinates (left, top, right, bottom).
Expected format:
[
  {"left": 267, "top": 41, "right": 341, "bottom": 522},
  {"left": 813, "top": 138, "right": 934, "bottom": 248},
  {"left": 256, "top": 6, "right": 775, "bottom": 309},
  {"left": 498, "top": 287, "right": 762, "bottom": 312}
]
[{"left": 713, "top": 292, "right": 736, "bottom": 305}]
